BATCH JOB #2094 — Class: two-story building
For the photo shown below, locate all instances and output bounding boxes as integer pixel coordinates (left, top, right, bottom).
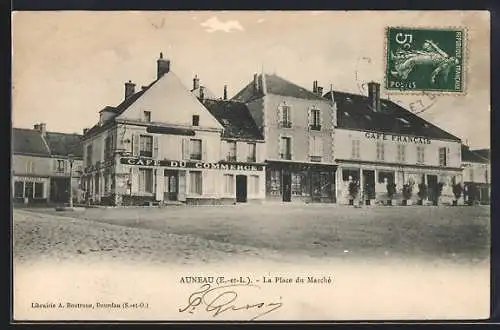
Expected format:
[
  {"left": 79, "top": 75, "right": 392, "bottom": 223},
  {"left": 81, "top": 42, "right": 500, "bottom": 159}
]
[
  {"left": 232, "top": 74, "right": 337, "bottom": 203},
  {"left": 461, "top": 145, "right": 490, "bottom": 205},
  {"left": 323, "top": 82, "right": 463, "bottom": 205},
  {"left": 12, "top": 123, "right": 83, "bottom": 205},
  {"left": 81, "top": 53, "right": 265, "bottom": 206}
]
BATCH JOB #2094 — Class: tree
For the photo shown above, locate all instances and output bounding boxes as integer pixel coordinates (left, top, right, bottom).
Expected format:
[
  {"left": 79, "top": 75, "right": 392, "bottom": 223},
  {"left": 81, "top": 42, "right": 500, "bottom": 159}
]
[
  {"left": 402, "top": 184, "right": 413, "bottom": 200},
  {"left": 348, "top": 181, "right": 359, "bottom": 203}
]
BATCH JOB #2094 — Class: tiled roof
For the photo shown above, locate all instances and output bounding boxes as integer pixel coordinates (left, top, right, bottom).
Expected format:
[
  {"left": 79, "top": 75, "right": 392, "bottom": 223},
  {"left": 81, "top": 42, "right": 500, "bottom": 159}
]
[
  {"left": 323, "top": 90, "right": 461, "bottom": 142},
  {"left": 12, "top": 128, "right": 51, "bottom": 156},
  {"left": 191, "top": 86, "right": 217, "bottom": 100},
  {"left": 472, "top": 148, "right": 490, "bottom": 161},
  {"left": 202, "top": 99, "right": 264, "bottom": 140},
  {"left": 232, "top": 74, "right": 325, "bottom": 102},
  {"left": 44, "top": 132, "right": 83, "bottom": 158},
  {"left": 462, "top": 145, "right": 489, "bottom": 163}
]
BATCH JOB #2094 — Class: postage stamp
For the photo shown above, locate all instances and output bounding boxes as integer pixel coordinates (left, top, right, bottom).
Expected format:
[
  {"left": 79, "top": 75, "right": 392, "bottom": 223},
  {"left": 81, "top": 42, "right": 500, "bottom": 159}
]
[{"left": 385, "top": 27, "right": 465, "bottom": 93}]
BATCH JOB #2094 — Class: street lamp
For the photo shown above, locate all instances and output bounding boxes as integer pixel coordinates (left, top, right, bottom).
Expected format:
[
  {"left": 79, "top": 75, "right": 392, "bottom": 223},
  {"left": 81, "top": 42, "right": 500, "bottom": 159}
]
[{"left": 68, "top": 154, "right": 74, "bottom": 208}]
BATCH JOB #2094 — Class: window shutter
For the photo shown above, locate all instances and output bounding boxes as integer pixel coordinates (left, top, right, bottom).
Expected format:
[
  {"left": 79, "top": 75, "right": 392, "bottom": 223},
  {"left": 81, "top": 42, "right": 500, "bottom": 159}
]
[
  {"left": 132, "top": 134, "right": 140, "bottom": 157},
  {"left": 317, "top": 137, "right": 323, "bottom": 157},
  {"left": 240, "top": 142, "right": 248, "bottom": 162},
  {"left": 201, "top": 170, "right": 208, "bottom": 195},
  {"left": 131, "top": 167, "right": 139, "bottom": 194},
  {"left": 178, "top": 171, "right": 187, "bottom": 201},
  {"left": 309, "top": 136, "right": 314, "bottom": 156},
  {"left": 202, "top": 139, "right": 208, "bottom": 161},
  {"left": 155, "top": 169, "right": 164, "bottom": 201},
  {"left": 182, "top": 138, "right": 190, "bottom": 160},
  {"left": 307, "top": 108, "right": 312, "bottom": 127},
  {"left": 446, "top": 147, "right": 450, "bottom": 166},
  {"left": 279, "top": 135, "right": 284, "bottom": 155},
  {"left": 277, "top": 106, "right": 281, "bottom": 125},
  {"left": 153, "top": 136, "right": 159, "bottom": 159}
]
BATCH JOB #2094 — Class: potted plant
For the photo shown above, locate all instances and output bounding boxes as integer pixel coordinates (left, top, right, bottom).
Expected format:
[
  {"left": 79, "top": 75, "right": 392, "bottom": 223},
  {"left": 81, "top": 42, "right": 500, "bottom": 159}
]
[
  {"left": 417, "top": 183, "right": 427, "bottom": 205},
  {"left": 402, "top": 184, "right": 413, "bottom": 206},
  {"left": 452, "top": 183, "right": 463, "bottom": 206},
  {"left": 386, "top": 182, "right": 396, "bottom": 206},
  {"left": 348, "top": 181, "right": 359, "bottom": 206},
  {"left": 433, "top": 182, "right": 444, "bottom": 206}
]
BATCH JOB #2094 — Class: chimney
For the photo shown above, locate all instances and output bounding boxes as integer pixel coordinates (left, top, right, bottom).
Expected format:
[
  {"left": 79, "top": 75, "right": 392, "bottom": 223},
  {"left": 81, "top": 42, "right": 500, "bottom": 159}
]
[
  {"left": 83, "top": 128, "right": 89, "bottom": 135},
  {"left": 259, "top": 73, "right": 267, "bottom": 95},
  {"left": 313, "top": 80, "right": 318, "bottom": 94},
  {"left": 200, "top": 86, "right": 205, "bottom": 101},
  {"left": 253, "top": 73, "right": 259, "bottom": 92},
  {"left": 193, "top": 75, "right": 200, "bottom": 90},
  {"left": 124, "top": 80, "right": 136, "bottom": 99},
  {"left": 317, "top": 86, "right": 323, "bottom": 97},
  {"left": 35, "top": 123, "right": 47, "bottom": 135},
  {"left": 223, "top": 85, "right": 228, "bottom": 100},
  {"left": 367, "top": 81, "right": 381, "bottom": 112},
  {"left": 157, "top": 52, "right": 170, "bottom": 79},
  {"left": 141, "top": 86, "right": 148, "bottom": 91}
]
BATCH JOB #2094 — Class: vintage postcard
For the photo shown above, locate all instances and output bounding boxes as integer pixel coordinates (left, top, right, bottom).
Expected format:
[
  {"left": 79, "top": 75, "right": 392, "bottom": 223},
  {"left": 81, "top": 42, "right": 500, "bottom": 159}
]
[{"left": 11, "top": 11, "right": 490, "bottom": 322}]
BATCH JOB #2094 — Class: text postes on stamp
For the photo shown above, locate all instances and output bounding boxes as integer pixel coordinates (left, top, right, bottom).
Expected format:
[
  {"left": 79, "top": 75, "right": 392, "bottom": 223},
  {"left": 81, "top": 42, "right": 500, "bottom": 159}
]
[{"left": 385, "top": 27, "right": 465, "bottom": 93}]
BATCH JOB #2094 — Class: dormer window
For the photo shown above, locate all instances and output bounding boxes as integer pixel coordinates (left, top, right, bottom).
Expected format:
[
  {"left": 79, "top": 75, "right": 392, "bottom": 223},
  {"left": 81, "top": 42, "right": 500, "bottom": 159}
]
[
  {"left": 397, "top": 117, "right": 410, "bottom": 126},
  {"left": 192, "top": 115, "right": 200, "bottom": 126},
  {"left": 143, "top": 111, "right": 151, "bottom": 122}
]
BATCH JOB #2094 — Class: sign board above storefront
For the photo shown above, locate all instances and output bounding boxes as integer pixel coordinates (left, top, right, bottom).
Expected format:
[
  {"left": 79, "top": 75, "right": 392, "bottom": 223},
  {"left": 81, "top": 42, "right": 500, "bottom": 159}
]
[
  {"left": 120, "top": 157, "right": 265, "bottom": 172},
  {"left": 364, "top": 132, "right": 431, "bottom": 144}
]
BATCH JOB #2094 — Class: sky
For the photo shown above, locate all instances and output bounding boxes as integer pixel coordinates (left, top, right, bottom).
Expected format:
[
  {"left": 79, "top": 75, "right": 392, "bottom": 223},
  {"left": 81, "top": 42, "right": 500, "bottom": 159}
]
[{"left": 12, "top": 11, "right": 490, "bottom": 148}]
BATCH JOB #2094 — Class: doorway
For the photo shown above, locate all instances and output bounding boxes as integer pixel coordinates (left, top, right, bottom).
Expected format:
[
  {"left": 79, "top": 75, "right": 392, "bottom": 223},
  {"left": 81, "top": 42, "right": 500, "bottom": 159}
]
[
  {"left": 427, "top": 174, "right": 438, "bottom": 202},
  {"left": 363, "top": 170, "right": 376, "bottom": 199},
  {"left": 236, "top": 175, "right": 247, "bottom": 203},
  {"left": 282, "top": 171, "right": 292, "bottom": 202},
  {"left": 164, "top": 170, "right": 178, "bottom": 201}
]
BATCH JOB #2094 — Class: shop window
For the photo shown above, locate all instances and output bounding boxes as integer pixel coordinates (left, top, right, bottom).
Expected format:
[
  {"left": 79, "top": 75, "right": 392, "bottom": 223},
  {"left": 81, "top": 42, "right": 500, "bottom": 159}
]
[
  {"left": 376, "top": 142, "right": 385, "bottom": 161},
  {"left": 268, "top": 169, "right": 281, "bottom": 195},
  {"left": 24, "top": 182, "right": 34, "bottom": 199},
  {"left": 439, "top": 147, "right": 447, "bottom": 166},
  {"left": 226, "top": 141, "right": 237, "bottom": 161},
  {"left": 247, "top": 143, "right": 256, "bottom": 162},
  {"left": 14, "top": 181, "right": 24, "bottom": 198},
  {"left": 224, "top": 174, "right": 234, "bottom": 194},
  {"left": 417, "top": 146, "right": 425, "bottom": 163},
  {"left": 140, "top": 135, "right": 153, "bottom": 158},
  {"left": 397, "top": 144, "right": 406, "bottom": 163},
  {"left": 104, "top": 174, "right": 109, "bottom": 193},
  {"left": 378, "top": 171, "right": 395, "bottom": 184},
  {"left": 342, "top": 169, "right": 359, "bottom": 181},
  {"left": 139, "top": 168, "right": 153, "bottom": 193},
  {"left": 34, "top": 182, "right": 44, "bottom": 198},
  {"left": 190, "top": 139, "right": 202, "bottom": 160},
  {"left": 320, "top": 172, "right": 331, "bottom": 197},
  {"left": 56, "top": 160, "right": 66, "bottom": 173},
  {"left": 291, "top": 173, "right": 303, "bottom": 196},
  {"left": 190, "top": 171, "right": 202, "bottom": 195},
  {"left": 351, "top": 140, "right": 360, "bottom": 159},
  {"left": 280, "top": 137, "right": 292, "bottom": 160}
]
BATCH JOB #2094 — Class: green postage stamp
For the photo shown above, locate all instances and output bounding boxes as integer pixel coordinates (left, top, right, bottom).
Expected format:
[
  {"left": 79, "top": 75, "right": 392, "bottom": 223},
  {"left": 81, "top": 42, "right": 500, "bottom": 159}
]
[{"left": 385, "top": 27, "right": 465, "bottom": 93}]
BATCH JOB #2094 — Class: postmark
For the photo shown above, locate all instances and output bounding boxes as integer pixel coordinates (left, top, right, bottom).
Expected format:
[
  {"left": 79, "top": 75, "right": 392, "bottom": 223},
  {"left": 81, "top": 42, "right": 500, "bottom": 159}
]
[{"left": 385, "top": 27, "right": 465, "bottom": 93}]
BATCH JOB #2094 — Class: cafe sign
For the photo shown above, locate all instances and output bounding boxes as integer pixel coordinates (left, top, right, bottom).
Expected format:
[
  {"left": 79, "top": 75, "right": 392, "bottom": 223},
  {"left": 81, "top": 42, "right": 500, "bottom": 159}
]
[
  {"left": 364, "top": 132, "right": 431, "bottom": 144},
  {"left": 120, "top": 157, "right": 264, "bottom": 171}
]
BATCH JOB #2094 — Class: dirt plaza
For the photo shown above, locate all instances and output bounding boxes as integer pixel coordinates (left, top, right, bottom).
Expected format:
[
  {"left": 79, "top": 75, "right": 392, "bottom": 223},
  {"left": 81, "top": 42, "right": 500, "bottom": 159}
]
[{"left": 14, "top": 204, "right": 490, "bottom": 265}]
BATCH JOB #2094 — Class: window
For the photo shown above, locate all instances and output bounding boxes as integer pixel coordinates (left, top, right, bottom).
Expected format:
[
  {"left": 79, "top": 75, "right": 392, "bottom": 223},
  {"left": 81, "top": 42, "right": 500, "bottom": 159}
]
[
  {"left": 247, "top": 143, "right": 256, "bottom": 162},
  {"left": 224, "top": 174, "right": 234, "bottom": 194},
  {"left": 14, "top": 181, "right": 24, "bottom": 198},
  {"left": 469, "top": 168, "right": 475, "bottom": 182},
  {"left": 310, "top": 109, "right": 321, "bottom": 130},
  {"left": 190, "top": 139, "right": 202, "bottom": 160},
  {"left": 227, "top": 141, "right": 237, "bottom": 161},
  {"left": 378, "top": 171, "right": 394, "bottom": 184},
  {"left": 25, "top": 161, "right": 34, "bottom": 174},
  {"left": 417, "top": 146, "right": 425, "bottom": 163},
  {"left": 86, "top": 144, "right": 93, "bottom": 166},
  {"left": 279, "top": 106, "right": 292, "bottom": 128},
  {"left": 280, "top": 137, "right": 292, "bottom": 160},
  {"left": 376, "top": 142, "right": 385, "bottom": 161},
  {"left": 34, "top": 182, "right": 44, "bottom": 198},
  {"left": 439, "top": 147, "right": 447, "bottom": 166},
  {"left": 251, "top": 175, "right": 259, "bottom": 195},
  {"left": 190, "top": 171, "right": 202, "bottom": 195},
  {"left": 56, "top": 160, "right": 66, "bottom": 173},
  {"left": 24, "top": 182, "right": 34, "bottom": 199},
  {"left": 397, "top": 144, "right": 406, "bottom": 163},
  {"left": 104, "top": 136, "right": 112, "bottom": 159},
  {"left": 192, "top": 115, "right": 200, "bottom": 126},
  {"left": 351, "top": 140, "right": 360, "bottom": 159},
  {"left": 268, "top": 169, "right": 281, "bottom": 195},
  {"left": 342, "top": 169, "right": 359, "bottom": 182},
  {"left": 138, "top": 168, "right": 153, "bottom": 193},
  {"left": 143, "top": 111, "right": 151, "bottom": 122},
  {"left": 309, "top": 136, "right": 323, "bottom": 162},
  {"left": 140, "top": 135, "right": 153, "bottom": 157}
]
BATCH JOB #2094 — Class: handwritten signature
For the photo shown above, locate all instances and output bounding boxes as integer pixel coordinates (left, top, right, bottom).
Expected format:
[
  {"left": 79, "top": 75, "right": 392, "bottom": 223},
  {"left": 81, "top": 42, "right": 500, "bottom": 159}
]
[{"left": 179, "top": 283, "right": 283, "bottom": 321}]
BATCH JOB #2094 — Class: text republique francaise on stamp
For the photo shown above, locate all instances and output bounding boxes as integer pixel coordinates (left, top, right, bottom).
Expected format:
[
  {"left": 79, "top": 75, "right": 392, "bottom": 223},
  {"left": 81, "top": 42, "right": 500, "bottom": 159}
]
[{"left": 385, "top": 27, "right": 465, "bottom": 93}]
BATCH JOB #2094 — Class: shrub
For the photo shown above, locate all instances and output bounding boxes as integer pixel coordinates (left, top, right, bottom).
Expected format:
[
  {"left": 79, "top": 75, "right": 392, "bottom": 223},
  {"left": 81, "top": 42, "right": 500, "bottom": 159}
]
[
  {"left": 402, "top": 184, "right": 413, "bottom": 200},
  {"left": 436, "top": 182, "right": 445, "bottom": 199},
  {"left": 348, "top": 181, "right": 359, "bottom": 200},
  {"left": 452, "top": 183, "right": 463, "bottom": 200},
  {"left": 417, "top": 183, "right": 428, "bottom": 200},
  {"left": 386, "top": 182, "right": 396, "bottom": 199}
]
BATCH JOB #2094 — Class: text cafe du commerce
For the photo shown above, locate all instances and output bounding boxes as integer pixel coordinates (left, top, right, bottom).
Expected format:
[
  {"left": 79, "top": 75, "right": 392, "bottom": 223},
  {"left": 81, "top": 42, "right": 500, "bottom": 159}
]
[{"left": 115, "top": 157, "right": 266, "bottom": 205}]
